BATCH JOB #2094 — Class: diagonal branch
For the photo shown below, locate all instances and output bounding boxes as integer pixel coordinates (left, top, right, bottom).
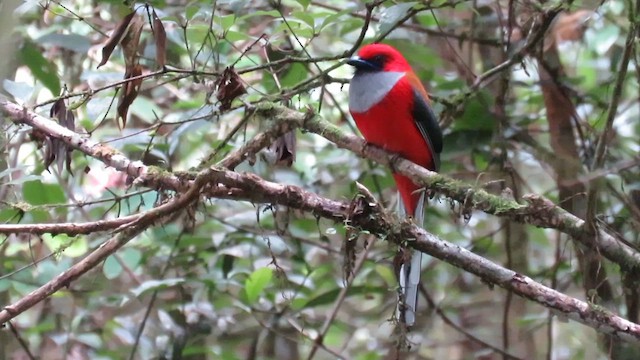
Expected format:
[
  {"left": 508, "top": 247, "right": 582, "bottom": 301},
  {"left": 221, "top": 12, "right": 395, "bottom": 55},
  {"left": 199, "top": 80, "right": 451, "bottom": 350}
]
[
  {"left": 3, "top": 98, "right": 640, "bottom": 271},
  {"left": 298, "top": 105, "right": 640, "bottom": 272},
  {"left": 1, "top": 97, "right": 147, "bottom": 179},
  {"left": 0, "top": 162, "right": 218, "bottom": 325},
  {"left": 0, "top": 214, "right": 139, "bottom": 235}
]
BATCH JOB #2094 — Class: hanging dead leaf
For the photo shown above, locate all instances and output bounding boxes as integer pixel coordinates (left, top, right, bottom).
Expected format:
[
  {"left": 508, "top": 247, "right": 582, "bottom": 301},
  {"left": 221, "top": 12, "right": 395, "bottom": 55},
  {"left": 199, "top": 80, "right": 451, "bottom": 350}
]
[
  {"left": 121, "top": 14, "right": 144, "bottom": 69},
  {"left": 545, "top": 10, "right": 592, "bottom": 51},
  {"left": 152, "top": 9, "right": 167, "bottom": 69},
  {"left": 555, "top": 10, "right": 591, "bottom": 42},
  {"left": 216, "top": 67, "right": 246, "bottom": 111},
  {"left": 343, "top": 188, "right": 370, "bottom": 281},
  {"left": 46, "top": 98, "right": 75, "bottom": 174},
  {"left": 49, "top": 97, "right": 65, "bottom": 119},
  {"left": 28, "top": 128, "right": 47, "bottom": 147},
  {"left": 97, "top": 11, "right": 137, "bottom": 68},
  {"left": 43, "top": 136, "right": 56, "bottom": 172},
  {"left": 268, "top": 131, "right": 296, "bottom": 167},
  {"left": 343, "top": 228, "right": 357, "bottom": 281},
  {"left": 117, "top": 64, "right": 143, "bottom": 129}
]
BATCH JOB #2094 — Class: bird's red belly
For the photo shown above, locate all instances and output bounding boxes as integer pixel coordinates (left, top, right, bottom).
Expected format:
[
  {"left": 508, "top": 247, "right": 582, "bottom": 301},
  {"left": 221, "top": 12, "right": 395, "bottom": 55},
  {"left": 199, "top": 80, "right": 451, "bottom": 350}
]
[{"left": 351, "top": 98, "right": 435, "bottom": 215}]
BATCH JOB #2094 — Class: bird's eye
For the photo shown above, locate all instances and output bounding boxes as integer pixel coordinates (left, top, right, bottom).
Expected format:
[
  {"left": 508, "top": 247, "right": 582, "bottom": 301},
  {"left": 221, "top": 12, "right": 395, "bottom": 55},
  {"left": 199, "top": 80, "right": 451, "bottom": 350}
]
[{"left": 372, "top": 55, "right": 385, "bottom": 65}]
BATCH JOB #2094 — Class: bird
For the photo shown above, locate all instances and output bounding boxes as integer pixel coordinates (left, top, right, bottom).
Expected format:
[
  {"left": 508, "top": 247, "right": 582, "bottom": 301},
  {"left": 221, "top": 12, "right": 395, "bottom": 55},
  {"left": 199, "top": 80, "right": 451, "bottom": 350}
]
[{"left": 347, "top": 43, "right": 443, "bottom": 327}]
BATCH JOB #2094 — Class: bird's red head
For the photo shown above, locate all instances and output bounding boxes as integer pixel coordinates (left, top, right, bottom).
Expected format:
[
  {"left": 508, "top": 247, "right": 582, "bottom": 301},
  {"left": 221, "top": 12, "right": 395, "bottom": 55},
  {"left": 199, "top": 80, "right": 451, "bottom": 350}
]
[{"left": 348, "top": 43, "right": 412, "bottom": 73}]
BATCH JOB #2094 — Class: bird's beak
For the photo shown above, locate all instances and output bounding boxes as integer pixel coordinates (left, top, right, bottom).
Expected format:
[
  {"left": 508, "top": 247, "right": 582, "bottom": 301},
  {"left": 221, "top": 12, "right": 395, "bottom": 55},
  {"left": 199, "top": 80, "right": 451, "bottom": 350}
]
[{"left": 347, "top": 56, "right": 377, "bottom": 71}]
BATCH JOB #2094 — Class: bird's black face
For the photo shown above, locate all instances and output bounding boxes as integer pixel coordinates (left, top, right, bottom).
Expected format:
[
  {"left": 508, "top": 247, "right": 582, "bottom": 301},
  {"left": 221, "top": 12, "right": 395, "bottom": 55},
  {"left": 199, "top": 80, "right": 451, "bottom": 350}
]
[{"left": 347, "top": 54, "right": 387, "bottom": 73}]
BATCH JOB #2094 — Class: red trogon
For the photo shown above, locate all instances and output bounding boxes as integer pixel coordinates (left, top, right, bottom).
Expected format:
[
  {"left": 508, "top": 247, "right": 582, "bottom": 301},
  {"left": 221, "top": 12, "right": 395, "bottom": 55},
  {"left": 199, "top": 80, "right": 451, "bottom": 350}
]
[{"left": 347, "top": 43, "right": 443, "bottom": 326}]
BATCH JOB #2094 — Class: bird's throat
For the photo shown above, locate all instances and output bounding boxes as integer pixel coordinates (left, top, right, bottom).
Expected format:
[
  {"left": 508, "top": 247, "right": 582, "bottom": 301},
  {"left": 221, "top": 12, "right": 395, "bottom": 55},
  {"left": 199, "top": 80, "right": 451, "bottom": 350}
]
[{"left": 349, "top": 71, "right": 404, "bottom": 113}]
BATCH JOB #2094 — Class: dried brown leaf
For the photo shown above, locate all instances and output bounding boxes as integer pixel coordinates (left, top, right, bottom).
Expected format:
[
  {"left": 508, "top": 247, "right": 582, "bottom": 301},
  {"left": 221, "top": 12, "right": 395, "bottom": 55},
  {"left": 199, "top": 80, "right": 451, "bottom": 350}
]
[
  {"left": 268, "top": 131, "right": 296, "bottom": 167},
  {"left": 546, "top": 10, "right": 592, "bottom": 51},
  {"left": 216, "top": 67, "right": 246, "bottom": 111},
  {"left": 43, "top": 136, "right": 55, "bottom": 172},
  {"left": 97, "top": 11, "right": 137, "bottom": 69},
  {"left": 152, "top": 9, "right": 167, "bottom": 69},
  {"left": 117, "top": 64, "right": 143, "bottom": 129},
  {"left": 555, "top": 10, "right": 591, "bottom": 42},
  {"left": 343, "top": 230, "right": 357, "bottom": 281},
  {"left": 343, "top": 188, "right": 370, "bottom": 281},
  {"left": 46, "top": 99, "right": 75, "bottom": 174},
  {"left": 121, "top": 14, "right": 144, "bottom": 69},
  {"left": 49, "top": 98, "right": 65, "bottom": 119}
]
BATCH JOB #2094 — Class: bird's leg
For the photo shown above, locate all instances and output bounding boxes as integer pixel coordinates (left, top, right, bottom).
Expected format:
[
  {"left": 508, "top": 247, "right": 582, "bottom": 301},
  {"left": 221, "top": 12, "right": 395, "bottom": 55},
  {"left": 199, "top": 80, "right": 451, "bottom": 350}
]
[
  {"left": 387, "top": 153, "right": 402, "bottom": 174},
  {"left": 359, "top": 139, "right": 373, "bottom": 155}
]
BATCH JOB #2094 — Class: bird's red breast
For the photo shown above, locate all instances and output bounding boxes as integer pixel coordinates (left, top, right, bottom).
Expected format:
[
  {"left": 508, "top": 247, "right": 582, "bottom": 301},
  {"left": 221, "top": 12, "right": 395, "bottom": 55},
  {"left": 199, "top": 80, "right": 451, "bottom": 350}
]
[{"left": 348, "top": 44, "right": 441, "bottom": 216}]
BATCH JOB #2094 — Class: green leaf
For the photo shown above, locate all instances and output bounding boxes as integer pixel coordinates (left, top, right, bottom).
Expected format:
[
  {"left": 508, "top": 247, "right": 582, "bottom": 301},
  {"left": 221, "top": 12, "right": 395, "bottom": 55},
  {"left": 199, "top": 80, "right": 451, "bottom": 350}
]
[
  {"left": 130, "top": 278, "right": 187, "bottom": 297},
  {"left": 186, "top": 5, "right": 200, "bottom": 20},
  {"left": 0, "top": 208, "right": 22, "bottom": 223},
  {"left": 443, "top": 130, "right": 492, "bottom": 162},
  {"left": 374, "top": 264, "right": 396, "bottom": 288},
  {"left": 319, "top": 10, "right": 350, "bottom": 31},
  {"left": 415, "top": 12, "right": 438, "bottom": 27},
  {"left": 66, "top": 237, "right": 88, "bottom": 258},
  {"left": 291, "top": 11, "right": 316, "bottom": 31},
  {"left": 305, "top": 286, "right": 385, "bottom": 308},
  {"left": 19, "top": 41, "right": 61, "bottom": 95},
  {"left": 280, "top": 63, "right": 309, "bottom": 89},
  {"left": 339, "top": 18, "right": 365, "bottom": 36},
  {"left": 23, "top": 180, "right": 65, "bottom": 205},
  {"left": 295, "top": 0, "right": 311, "bottom": 9},
  {"left": 42, "top": 233, "right": 88, "bottom": 258},
  {"left": 12, "top": 281, "right": 38, "bottom": 296},
  {"left": 244, "top": 267, "right": 273, "bottom": 305},
  {"left": 119, "top": 247, "right": 142, "bottom": 270},
  {"left": 185, "top": 24, "right": 211, "bottom": 46},
  {"left": 103, "top": 255, "right": 123, "bottom": 280},
  {"left": 2, "top": 80, "right": 34, "bottom": 101},
  {"left": 591, "top": 24, "right": 620, "bottom": 55},
  {"left": 0, "top": 279, "right": 10, "bottom": 292},
  {"left": 239, "top": 10, "right": 281, "bottom": 21},
  {"left": 75, "top": 333, "right": 103, "bottom": 348},
  {"left": 452, "top": 92, "right": 494, "bottom": 131},
  {"left": 36, "top": 33, "right": 92, "bottom": 53},
  {"left": 378, "top": 3, "right": 417, "bottom": 35},
  {"left": 14, "top": 0, "right": 40, "bottom": 16},
  {"left": 274, "top": 21, "right": 314, "bottom": 39},
  {"left": 35, "top": 258, "right": 72, "bottom": 283},
  {"left": 219, "top": 14, "right": 236, "bottom": 31},
  {"left": 130, "top": 96, "right": 164, "bottom": 124}
]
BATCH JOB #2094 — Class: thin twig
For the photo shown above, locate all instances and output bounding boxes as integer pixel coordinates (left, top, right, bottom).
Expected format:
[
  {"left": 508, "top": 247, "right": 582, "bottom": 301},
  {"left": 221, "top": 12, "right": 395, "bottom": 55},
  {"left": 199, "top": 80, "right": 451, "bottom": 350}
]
[
  {"left": 307, "top": 235, "right": 377, "bottom": 359},
  {"left": 8, "top": 321, "right": 36, "bottom": 360},
  {"left": 0, "top": 213, "right": 140, "bottom": 235},
  {"left": 128, "top": 234, "right": 184, "bottom": 360},
  {"left": 421, "top": 287, "right": 523, "bottom": 360},
  {"left": 585, "top": 2, "right": 637, "bottom": 228}
]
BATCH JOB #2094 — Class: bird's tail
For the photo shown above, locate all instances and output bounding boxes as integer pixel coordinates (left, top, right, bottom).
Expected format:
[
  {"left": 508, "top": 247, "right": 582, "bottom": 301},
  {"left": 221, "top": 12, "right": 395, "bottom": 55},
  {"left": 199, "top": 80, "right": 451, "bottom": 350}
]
[{"left": 397, "top": 191, "right": 424, "bottom": 327}]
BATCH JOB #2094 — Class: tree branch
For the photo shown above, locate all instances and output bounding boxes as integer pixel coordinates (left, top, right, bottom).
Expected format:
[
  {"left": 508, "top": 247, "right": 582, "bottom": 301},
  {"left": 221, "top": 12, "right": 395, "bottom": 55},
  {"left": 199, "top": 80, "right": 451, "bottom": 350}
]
[{"left": 0, "top": 214, "right": 139, "bottom": 235}]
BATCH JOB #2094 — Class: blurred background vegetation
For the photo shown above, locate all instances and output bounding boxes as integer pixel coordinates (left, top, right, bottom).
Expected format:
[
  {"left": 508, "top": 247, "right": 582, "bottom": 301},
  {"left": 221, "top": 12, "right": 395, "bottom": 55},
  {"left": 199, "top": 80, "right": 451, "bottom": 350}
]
[{"left": 1, "top": 0, "right": 639, "bottom": 359}]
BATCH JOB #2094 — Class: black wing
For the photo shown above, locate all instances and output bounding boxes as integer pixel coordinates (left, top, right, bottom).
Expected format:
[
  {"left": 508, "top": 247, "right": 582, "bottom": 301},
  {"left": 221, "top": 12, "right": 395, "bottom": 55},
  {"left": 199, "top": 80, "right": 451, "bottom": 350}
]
[{"left": 412, "top": 89, "right": 443, "bottom": 171}]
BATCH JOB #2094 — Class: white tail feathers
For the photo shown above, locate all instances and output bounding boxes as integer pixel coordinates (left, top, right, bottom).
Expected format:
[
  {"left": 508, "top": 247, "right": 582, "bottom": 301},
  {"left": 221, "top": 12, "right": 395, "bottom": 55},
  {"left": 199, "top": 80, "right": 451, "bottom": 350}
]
[{"left": 397, "top": 191, "right": 425, "bottom": 327}]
